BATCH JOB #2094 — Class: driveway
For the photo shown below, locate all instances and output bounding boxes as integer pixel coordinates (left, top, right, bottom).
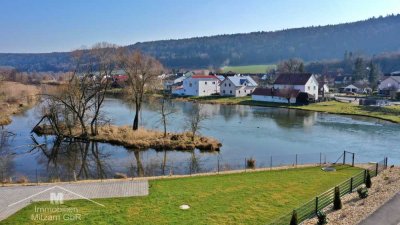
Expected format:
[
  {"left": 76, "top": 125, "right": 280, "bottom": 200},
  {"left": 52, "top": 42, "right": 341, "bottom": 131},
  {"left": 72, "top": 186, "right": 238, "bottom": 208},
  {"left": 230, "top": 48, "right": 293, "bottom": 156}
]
[
  {"left": 358, "top": 192, "right": 400, "bottom": 225},
  {"left": 0, "top": 180, "right": 148, "bottom": 221}
]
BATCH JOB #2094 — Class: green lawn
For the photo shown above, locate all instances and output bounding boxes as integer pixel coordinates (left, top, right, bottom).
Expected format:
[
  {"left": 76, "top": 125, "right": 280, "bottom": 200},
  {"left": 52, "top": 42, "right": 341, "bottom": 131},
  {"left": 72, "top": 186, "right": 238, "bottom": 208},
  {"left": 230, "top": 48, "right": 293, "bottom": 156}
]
[
  {"left": 221, "top": 64, "right": 276, "bottom": 74},
  {"left": 182, "top": 96, "right": 400, "bottom": 123},
  {"left": 2, "top": 166, "right": 362, "bottom": 225}
]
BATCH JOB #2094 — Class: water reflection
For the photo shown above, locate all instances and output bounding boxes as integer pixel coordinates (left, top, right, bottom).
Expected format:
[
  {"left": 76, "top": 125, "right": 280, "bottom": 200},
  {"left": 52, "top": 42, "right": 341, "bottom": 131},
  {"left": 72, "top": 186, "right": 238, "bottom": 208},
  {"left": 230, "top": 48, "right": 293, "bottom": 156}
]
[
  {"left": 0, "top": 129, "right": 15, "bottom": 182},
  {"left": 32, "top": 136, "right": 112, "bottom": 181}
]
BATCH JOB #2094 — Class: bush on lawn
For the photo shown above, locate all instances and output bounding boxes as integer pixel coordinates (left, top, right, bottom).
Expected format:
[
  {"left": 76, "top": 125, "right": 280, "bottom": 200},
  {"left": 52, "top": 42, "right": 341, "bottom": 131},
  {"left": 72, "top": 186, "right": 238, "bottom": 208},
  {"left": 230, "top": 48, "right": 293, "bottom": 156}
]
[
  {"left": 366, "top": 170, "right": 372, "bottom": 188},
  {"left": 246, "top": 158, "right": 256, "bottom": 169},
  {"left": 333, "top": 186, "right": 342, "bottom": 210},
  {"left": 357, "top": 186, "right": 368, "bottom": 199},
  {"left": 290, "top": 210, "right": 298, "bottom": 225}
]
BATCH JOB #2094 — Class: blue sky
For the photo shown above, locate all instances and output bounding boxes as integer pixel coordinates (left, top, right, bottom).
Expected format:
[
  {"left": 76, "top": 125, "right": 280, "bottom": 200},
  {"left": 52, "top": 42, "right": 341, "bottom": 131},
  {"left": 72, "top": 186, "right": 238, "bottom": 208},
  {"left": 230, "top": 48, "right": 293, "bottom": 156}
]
[{"left": 0, "top": 0, "right": 399, "bottom": 53}]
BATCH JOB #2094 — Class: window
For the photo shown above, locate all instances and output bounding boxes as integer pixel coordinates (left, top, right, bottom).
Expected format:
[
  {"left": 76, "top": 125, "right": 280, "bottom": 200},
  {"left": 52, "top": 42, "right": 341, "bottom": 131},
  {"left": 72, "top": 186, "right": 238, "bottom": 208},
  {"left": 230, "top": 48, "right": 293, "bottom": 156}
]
[
  {"left": 205, "top": 81, "right": 207, "bottom": 85},
  {"left": 189, "top": 82, "right": 192, "bottom": 87},
  {"left": 203, "top": 90, "right": 205, "bottom": 93},
  {"left": 224, "top": 83, "right": 227, "bottom": 87},
  {"left": 229, "top": 84, "right": 231, "bottom": 87},
  {"left": 223, "top": 90, "right": 225, "bottom": 93},
  {"left": 313, "top": 86, "right": 316, "bottom": 90},
  {"left": 239, "top": 90, "right": 241, "bottom": 93},
  {"left": 308, "top": 86, "right": 310, "bottom": 90},
  {"left": 230, "top": 90, "right": 232, "bottom": 94},
  {"left": 212, "top": 82, "right": 215, "bottom": 84}
]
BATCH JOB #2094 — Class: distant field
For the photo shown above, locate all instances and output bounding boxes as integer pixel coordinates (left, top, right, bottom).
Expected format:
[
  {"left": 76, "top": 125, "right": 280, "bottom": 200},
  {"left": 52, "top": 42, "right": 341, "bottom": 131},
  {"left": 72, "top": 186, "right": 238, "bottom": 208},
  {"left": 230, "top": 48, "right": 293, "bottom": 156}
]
[{"left": 221, "top": 64, "right": 276, "bottom": 74}]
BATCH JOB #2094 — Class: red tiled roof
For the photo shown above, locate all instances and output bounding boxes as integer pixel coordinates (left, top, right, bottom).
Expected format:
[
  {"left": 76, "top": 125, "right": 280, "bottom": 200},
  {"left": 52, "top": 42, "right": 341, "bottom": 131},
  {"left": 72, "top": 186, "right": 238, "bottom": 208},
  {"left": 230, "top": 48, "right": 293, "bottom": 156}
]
[{"left": 252, "top": 87, "right": 300, "bottom": 98}]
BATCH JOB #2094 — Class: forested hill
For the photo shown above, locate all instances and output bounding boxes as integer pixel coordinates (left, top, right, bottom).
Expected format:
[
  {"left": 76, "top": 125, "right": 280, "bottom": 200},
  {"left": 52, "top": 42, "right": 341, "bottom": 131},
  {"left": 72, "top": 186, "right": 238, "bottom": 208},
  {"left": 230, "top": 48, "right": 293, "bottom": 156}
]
[{"left": 1, "top": 14, "right": 400, "bottom": 72}]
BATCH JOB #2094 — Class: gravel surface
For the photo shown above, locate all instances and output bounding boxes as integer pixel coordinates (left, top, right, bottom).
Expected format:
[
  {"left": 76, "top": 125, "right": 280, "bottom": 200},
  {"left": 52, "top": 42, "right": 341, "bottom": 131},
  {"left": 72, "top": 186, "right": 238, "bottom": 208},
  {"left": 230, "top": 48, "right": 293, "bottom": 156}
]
[{"left": 302, "top": 167, "right": 400, "bottom": 225}]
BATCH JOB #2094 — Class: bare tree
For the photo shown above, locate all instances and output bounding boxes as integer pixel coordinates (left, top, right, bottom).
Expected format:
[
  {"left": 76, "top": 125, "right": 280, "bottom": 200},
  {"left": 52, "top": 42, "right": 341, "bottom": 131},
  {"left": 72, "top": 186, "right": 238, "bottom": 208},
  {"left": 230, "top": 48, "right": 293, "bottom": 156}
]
[
  {"left": 118, "top": 50, "right": 163, "bottom": 130},
  {"left": 277, "top": 58, "right": 305, "bottom": 73},
  {"left": 186, "top": 104, "right": 207, "bottom": 141},
  {"left": 158, "top": 92, "right": 176, "bottom": 137},
  {"left": 37, "top": 43, "right": 117, "bottom": 137}
]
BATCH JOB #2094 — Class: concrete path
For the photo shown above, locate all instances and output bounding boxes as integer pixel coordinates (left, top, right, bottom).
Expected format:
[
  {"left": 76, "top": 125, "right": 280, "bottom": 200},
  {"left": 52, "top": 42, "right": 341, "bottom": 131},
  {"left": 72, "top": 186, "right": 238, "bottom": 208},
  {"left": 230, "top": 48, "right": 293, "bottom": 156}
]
[
  {"left": 0, "top": 180, "right": 148, "bottom": 221},
  {"left": 358, "top": 192, "right": 400, "bottom": 225}
]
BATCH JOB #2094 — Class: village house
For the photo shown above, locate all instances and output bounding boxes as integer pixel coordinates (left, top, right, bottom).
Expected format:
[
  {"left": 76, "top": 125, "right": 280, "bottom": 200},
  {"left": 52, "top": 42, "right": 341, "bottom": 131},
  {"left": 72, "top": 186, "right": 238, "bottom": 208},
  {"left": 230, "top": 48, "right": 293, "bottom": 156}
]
[
  {"left": 273, "top": 73, "right": 319, "bottom": 100},
  {"left": 340, "top": 83, "right": 372, "bottom": 94},
  {"left": 179, "top": 75, "right": 220, "bottom": 96},
  {"left": 378, "top": 76, "right": 400, "bottom": 97},
  {"left": 252, "top": 88, "right": 300, "bottom": 104},
  {"left": 220, "top": 75, "right": 258, "bottom": 97}
]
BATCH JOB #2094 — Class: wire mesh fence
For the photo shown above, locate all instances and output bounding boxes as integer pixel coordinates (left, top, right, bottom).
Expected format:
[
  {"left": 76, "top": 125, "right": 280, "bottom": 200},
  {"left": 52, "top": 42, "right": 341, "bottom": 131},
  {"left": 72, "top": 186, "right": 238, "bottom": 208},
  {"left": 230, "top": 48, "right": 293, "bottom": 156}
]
[{"left": 268, "top": 157, "right": 388, "bottom": 225}]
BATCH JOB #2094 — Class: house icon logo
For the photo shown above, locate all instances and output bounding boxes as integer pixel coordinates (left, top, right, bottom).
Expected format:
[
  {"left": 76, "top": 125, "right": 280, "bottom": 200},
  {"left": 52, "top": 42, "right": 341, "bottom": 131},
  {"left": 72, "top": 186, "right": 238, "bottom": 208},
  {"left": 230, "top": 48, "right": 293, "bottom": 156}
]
[{"left": 8, "top": 185, "right": 105, "bottom": 208}]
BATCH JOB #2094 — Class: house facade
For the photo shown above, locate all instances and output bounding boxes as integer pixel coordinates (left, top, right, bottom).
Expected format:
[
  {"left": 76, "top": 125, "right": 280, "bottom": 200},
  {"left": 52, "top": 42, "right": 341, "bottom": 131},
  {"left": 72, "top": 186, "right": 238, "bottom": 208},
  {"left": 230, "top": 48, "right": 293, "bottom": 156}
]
[
  {"left": 273, "top": 73, "right": 319, "bottom": 100},
  {"left": 252, "top": 88, "right": 299, "bottom": 104},
  {"left": 378, "top": 76, "right": 400, "bottom": 95},
  {"left": 181, "top": 75, "right": 220, "bottom": 96},
  {"left": 220, "top": 76, "right": 258, "bottom": 97}
]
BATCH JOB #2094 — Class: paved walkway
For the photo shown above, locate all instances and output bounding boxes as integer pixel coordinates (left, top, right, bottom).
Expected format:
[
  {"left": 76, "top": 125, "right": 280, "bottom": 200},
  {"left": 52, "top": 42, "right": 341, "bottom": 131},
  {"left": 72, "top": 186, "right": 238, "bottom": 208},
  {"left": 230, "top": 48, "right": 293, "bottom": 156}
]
[
  {"left": 0, "top": 180, "right": 148, "bottom": 221},
  {"left": 358, "top": 192, "right": 400, "bottom": 225}
]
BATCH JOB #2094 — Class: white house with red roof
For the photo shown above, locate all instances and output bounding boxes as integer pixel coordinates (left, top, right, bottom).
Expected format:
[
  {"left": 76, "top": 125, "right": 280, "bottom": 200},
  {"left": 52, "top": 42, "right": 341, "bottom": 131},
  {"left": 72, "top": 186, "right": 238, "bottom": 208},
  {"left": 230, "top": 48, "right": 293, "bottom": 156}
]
[{"left": 181, "top": 75, "right": 220, "bottom": 96}]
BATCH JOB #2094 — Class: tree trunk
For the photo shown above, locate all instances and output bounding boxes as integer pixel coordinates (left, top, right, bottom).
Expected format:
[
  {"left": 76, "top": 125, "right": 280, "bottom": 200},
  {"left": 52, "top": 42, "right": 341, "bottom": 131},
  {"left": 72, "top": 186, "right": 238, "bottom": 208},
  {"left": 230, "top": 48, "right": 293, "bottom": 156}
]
[{"left": 132, "top": 104, "right": 140, "bottom": 130}]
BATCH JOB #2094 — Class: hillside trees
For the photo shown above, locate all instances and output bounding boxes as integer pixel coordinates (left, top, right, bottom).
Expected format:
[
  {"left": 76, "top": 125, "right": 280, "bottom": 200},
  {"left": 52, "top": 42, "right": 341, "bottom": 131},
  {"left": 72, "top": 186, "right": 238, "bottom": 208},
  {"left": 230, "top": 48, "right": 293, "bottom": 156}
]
[{"left": 277, "top": 58, "right": 305, "bottom": 73}]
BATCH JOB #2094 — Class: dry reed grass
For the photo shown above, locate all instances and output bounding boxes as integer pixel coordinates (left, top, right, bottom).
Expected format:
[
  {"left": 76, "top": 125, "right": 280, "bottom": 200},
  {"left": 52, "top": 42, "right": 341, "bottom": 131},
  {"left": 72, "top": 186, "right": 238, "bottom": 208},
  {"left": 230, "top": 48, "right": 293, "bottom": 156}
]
[
  {"left": 33, "top": 125, "right": 222, "bottom": 151},
  {"left": 0, "top": 81, "right": 39, "bottom": 125}
]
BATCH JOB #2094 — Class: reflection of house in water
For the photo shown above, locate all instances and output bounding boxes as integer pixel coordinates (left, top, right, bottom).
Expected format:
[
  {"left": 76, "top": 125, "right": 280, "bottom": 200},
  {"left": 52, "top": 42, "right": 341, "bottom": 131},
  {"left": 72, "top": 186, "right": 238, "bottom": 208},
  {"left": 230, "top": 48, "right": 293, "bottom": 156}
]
[{"left": 252, "top": 108, "right": 317, "bottom": 129}]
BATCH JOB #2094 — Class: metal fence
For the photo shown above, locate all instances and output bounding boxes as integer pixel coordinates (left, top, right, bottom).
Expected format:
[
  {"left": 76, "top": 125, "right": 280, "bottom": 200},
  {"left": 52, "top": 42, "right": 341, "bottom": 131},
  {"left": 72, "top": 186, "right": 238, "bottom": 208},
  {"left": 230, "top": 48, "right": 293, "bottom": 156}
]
[{"left": 268, "top": 157, "right": 388, "bottom": 225}]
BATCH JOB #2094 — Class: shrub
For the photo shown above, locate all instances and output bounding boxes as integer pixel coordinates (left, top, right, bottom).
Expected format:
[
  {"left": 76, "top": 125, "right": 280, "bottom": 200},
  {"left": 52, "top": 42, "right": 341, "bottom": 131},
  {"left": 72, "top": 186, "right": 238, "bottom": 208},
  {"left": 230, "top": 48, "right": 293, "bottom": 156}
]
[
  {"left": 366, "top": 170, "right": 372, "bottom": 188},
  {"left": 317, "top": 210, "right": 327, "bottom": 225},
  {"left": 16, "top": 176, "right": 29, "bottom": 183},
  {"left": 246, "top": 158, "right": 256, "bottom": 169},
  {"left": 333, "top": 186, "right": 342, "bottom": 210},
  {"left": 290, "top": 210, "right": 298, "bottom": 225},
  {"left": 114, "top": 172, "right": 128, "bottom": 179},
  {"left": 357, "top": 186, "right": 369, "bottom": 199}
]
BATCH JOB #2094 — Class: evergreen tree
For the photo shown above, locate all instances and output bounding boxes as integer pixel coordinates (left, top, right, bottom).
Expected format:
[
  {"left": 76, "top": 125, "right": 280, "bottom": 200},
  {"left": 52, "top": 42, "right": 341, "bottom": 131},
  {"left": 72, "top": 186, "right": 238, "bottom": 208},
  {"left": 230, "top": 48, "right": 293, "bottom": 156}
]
[
  {"left": 353, "top": 57, "right": 366, "bottom": 81},
  {"left": 368, "top": 61, "right": 380, "bottom": 88}
]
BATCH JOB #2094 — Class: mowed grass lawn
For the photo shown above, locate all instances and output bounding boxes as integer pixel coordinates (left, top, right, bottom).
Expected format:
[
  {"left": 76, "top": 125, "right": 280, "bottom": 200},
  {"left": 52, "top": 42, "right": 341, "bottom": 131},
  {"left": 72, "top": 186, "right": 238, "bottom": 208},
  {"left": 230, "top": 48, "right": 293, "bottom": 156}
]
[{"left": 2, "top": 166, "right": 362, "bottom": 225}]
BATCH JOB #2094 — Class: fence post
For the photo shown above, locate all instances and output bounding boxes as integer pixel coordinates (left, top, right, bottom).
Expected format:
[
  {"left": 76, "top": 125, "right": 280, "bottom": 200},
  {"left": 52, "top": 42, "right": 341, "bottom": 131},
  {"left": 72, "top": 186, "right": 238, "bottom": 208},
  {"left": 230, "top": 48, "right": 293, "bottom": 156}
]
[
  {"left": 352, "top": 153, "right": 355, "bottom": 167},
  {"left": 270, "top": 156, "right": 272, "bottom": 170},
  {"left": 217, "top": 158, "right": 220, "bottom": 174},
  {"left": 315, "top": 197, "right": 319, "bottom": 214},
  {"left": 375, "top": 163, "right": 379, "bottom": 176},
  {"left": 319, "top": 152, "right": 322, "bottom": 166},
  {"left": 295, "top": 154, "right": 298, "bottom": 167},
  {"left": 350, "top": 177, "right": 353, "bottom": 192},
  {"left": 385, "top": 157, "right": 388, "bottom": 169},
  {"left": 364, "top": 170, "right": 367, "bottom": 183},
  {"left": 343, "top": 151, "right": 346, "bottom": 165}
]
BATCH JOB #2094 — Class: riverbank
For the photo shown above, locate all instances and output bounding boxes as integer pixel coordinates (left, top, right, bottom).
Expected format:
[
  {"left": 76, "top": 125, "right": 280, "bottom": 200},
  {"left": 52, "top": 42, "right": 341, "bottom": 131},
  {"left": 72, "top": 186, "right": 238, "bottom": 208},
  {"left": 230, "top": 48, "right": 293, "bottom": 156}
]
[
  {"left": 0, "top": 81, "right": 39, "bottom": 126},
  {"left": 174, "top": 95, "right": 400, "bottom": 123},
  {"left": 33, "top": 125, "right": 222, "bottom": 151}
]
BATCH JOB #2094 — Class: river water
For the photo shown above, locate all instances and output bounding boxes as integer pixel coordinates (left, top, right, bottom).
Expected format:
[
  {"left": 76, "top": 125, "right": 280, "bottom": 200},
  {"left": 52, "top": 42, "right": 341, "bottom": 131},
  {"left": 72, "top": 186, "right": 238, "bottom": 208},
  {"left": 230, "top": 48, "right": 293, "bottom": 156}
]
[{"left": 1, "top": 97, "right": 399, "bottom": 182}]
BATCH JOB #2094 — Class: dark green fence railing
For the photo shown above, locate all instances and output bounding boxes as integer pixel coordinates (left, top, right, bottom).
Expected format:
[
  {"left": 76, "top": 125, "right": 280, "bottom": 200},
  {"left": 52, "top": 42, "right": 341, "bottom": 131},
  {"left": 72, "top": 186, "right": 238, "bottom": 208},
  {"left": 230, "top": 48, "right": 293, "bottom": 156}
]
[{"left": 268, "top": 157, "right": 388, "bottom": 225}]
